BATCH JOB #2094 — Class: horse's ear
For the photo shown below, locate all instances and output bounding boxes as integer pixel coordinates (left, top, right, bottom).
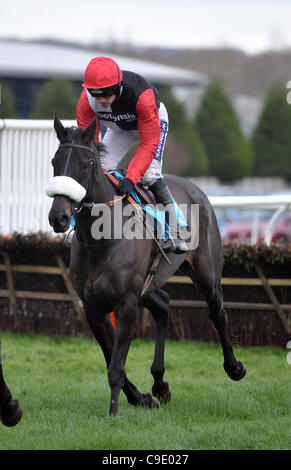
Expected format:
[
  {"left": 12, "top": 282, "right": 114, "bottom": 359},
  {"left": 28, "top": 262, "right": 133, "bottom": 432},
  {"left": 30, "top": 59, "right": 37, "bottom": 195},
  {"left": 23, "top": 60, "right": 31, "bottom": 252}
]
[
  {"left": 83, "top": 117, "right": 97, "bottom": 145},
  {"left": 54, "top": 113, "right": 66, "bottom": 141}
]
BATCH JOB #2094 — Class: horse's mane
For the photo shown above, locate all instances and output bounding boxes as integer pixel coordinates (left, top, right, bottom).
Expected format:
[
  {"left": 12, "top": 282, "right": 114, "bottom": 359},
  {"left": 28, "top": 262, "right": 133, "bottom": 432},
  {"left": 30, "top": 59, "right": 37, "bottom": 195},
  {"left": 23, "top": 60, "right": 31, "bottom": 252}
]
[{"left": 94, "top": 142, "right": 108, "bottom": 158}]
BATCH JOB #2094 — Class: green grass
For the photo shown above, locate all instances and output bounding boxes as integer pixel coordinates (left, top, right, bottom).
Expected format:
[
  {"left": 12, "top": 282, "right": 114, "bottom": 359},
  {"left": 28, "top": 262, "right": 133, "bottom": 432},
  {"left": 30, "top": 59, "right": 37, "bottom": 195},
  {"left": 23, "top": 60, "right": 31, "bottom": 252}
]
[{"left": 0, "top": 330, "right": 290, "bottom": 450}]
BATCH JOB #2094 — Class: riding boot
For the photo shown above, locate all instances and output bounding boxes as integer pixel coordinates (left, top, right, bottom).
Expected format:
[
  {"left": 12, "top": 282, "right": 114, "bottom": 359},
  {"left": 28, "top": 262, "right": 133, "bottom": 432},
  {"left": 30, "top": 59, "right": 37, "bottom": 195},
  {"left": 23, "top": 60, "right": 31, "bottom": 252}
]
[{"left": 149, "top": 178, "right": 188, "bottom": 254}]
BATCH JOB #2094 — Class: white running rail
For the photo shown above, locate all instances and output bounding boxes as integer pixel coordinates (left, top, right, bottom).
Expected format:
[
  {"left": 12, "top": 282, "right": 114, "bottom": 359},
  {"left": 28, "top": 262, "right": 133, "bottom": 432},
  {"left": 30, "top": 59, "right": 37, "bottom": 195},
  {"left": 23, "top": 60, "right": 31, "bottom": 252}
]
[
  {"left": 0, "top": 119, "right": 291, "bottom": 244},
  {"left": 0, "top": 119, "right": 75, "bottom": 236},
  {"left": 208, "top": 195, "right": 291, "bottom": 245}
]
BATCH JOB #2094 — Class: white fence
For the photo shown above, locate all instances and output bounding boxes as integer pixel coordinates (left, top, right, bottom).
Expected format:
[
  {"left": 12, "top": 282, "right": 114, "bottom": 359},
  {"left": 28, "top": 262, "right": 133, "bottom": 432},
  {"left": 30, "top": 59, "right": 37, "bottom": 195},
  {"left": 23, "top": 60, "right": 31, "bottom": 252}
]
[
  {"left": 0, "top": 119, "right": 75, "bottom": 235},
  {"left": 208, "top": 195, "right": 291, "bottom": 245},
  {"left": 0, "top": 119, "right": 291, "bottom": 244}
]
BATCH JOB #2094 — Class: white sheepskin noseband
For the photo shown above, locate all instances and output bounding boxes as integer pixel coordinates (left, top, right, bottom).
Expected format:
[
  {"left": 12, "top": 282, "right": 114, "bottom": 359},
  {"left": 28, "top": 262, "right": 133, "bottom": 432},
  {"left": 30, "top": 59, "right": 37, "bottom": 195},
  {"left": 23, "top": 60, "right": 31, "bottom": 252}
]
[{"left": 46, "top": 176, "right": 86, "bottom": 202}]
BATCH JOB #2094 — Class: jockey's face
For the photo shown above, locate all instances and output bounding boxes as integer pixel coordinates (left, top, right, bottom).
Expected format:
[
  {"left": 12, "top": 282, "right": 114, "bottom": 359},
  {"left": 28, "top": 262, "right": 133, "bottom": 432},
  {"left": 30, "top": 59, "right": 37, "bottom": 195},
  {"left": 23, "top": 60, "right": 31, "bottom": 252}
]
[{"left": 97, "top": 94, "right": 116, "bottom": 108}]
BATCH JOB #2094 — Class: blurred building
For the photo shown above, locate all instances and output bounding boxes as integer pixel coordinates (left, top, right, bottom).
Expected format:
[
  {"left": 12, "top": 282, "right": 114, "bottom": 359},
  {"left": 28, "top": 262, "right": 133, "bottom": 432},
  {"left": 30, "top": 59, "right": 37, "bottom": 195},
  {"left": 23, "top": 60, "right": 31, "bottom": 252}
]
[{"left": 0, "top": 39, "right": 208, "bottom": 117}]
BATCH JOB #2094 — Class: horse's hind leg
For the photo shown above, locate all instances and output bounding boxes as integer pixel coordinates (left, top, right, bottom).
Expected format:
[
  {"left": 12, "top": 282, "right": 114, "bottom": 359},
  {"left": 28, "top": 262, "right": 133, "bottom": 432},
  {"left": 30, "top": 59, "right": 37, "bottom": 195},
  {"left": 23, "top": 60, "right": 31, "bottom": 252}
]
[
  {"left": 206, "top": 284, "right": 246, "bottom": 380},
  {"left": 181, "top": 257, "right": 246, "bottom": 381},
  {"left": 140, "top": 289, "right": 171, "bottom": 403},
  {"left": 0, "top": 343, "right": 22, "bottom": 427}
]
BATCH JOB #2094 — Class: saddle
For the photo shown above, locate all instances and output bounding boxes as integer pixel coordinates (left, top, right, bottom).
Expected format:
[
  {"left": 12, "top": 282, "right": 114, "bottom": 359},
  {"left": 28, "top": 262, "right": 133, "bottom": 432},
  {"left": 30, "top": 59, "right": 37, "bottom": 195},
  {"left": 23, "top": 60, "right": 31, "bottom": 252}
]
[{"left": 104, "top": 168, "right": 188, "bottom": 245}]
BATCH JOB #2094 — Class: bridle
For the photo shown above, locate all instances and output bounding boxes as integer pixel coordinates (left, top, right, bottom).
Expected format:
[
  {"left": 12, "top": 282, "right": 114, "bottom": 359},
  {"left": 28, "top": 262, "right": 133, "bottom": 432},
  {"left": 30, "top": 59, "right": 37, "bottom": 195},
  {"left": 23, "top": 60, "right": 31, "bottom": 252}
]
[
  {"left": 47, "top": 124, "right": 129, "bottom": 250},
  {"left": 58, "top": 140, "right": 96, "bottom": 214},
  {"left": 57, "top": 139, "right": 124, "bottom": 251},
  {"left": 58, "top": 139, "right": 126, "bottom": 212}
]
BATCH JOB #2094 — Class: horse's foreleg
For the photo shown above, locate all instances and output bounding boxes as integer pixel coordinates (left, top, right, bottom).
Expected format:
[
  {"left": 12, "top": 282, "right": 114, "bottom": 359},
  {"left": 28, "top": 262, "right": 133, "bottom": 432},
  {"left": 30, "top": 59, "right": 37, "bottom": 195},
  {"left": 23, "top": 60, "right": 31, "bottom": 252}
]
[
  {"left": 83, "top": 302, "right": 156, "bottom": 410},
  {"left": 140, "top": 289, "right": 171, "bottom": 403},
  {"left": 0, "top": 343, "right": 22, "bottom": 427},
  {"left": 107, "top": 328, "right": 132, "bottom": 416},
  {"left": 107, "top": 295, "right": 136, "bottom": 416},
  {"left": 107, "top": 295, "right": 159, "bottom": 416}
]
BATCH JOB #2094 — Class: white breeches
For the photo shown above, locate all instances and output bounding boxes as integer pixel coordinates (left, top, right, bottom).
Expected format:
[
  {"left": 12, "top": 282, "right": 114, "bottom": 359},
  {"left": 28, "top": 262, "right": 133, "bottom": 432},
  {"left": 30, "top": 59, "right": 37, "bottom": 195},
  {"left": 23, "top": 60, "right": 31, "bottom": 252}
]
[{"left": 100, "top": 102, "right": 169, "bottom": 186}]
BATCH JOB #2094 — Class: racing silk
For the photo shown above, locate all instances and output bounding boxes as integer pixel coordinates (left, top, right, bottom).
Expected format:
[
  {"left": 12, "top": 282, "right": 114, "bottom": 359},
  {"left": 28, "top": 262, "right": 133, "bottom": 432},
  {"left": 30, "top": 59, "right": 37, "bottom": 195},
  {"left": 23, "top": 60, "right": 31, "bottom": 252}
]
[{"left": 76, "top": 70, "right": 161, "bottom": 184}]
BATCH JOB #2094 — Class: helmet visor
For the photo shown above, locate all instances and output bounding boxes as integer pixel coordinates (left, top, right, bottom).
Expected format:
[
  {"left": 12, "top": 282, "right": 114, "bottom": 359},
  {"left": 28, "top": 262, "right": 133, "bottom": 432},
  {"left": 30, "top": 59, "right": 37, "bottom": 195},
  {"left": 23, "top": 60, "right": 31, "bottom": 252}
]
[{"left": 87, "top": 84, "right": 119, "bottom": 98}]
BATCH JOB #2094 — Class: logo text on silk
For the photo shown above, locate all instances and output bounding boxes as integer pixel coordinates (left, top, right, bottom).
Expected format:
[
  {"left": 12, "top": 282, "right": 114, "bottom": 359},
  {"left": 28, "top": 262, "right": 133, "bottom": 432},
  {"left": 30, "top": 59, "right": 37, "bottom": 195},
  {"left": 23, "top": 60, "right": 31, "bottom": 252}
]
[{"left": 97, "top": 112, "right": 137, "bottom": 123}]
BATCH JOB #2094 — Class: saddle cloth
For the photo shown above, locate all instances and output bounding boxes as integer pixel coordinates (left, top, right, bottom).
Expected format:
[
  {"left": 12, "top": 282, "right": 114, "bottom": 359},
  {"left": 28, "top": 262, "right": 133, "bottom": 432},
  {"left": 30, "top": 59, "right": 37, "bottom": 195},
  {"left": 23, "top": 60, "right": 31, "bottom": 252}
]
[{"left": 108, "top": 170, "right": 188, "bottom": 242}]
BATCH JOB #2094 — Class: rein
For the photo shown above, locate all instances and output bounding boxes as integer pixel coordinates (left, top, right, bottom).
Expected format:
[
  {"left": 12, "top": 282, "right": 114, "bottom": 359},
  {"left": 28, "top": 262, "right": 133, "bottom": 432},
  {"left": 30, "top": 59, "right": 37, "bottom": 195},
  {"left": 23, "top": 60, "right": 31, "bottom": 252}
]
[{"left": 103, "top": 171, "right": 141, "bottom": 211}]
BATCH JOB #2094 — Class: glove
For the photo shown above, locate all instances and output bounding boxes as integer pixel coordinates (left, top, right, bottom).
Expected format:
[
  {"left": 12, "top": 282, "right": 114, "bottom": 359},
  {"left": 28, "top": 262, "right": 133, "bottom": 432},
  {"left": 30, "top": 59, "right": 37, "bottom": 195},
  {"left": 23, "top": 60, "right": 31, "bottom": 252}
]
[{"left": 117, "top": 177, "right": 135, "bottom": 196}]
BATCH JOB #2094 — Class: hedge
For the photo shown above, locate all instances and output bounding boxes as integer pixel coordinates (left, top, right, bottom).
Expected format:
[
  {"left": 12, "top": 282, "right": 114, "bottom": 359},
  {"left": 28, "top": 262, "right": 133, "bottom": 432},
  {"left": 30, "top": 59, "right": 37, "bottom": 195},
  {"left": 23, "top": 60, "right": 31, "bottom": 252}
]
[
  {"left": 0, "top": 234, "right": 290, "bottom": 346},
  {"left": 1, "top": 233, "right": 290, "bottom": 268}
]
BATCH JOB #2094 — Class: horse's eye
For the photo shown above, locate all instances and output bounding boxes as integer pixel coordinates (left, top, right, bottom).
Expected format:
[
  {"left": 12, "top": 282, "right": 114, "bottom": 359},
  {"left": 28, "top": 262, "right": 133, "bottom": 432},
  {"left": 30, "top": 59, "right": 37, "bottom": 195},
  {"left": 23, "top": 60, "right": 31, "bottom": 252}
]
[{"left": 81, "top": 162, "right": 90, "bottom": 169}]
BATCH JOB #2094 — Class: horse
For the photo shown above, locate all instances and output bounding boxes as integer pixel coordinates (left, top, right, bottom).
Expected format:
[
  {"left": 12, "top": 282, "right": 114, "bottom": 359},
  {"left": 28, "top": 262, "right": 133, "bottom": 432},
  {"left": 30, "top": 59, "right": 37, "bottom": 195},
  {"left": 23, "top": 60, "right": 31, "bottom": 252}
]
[
  {"left": 47, "top": 115, "right": 246, "bottom": 416},
  {"left": 0, "top": 341, "right": 23, "bottom": 426}
]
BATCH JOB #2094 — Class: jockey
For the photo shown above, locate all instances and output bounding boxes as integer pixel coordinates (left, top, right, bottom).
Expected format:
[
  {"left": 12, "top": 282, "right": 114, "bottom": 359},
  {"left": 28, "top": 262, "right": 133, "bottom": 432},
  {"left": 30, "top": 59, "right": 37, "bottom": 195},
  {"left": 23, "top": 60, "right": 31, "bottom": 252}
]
[{"left": 77, "top": 56, "right": 187, "bottom": 253}]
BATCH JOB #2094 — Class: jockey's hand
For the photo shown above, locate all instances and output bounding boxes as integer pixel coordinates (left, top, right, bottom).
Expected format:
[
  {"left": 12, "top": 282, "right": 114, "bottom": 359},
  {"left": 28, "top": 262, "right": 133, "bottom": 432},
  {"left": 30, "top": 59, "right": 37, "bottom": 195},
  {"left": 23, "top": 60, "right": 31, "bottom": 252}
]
[{"left": 117, "top": 177, "right": 135, "bottom": 196}]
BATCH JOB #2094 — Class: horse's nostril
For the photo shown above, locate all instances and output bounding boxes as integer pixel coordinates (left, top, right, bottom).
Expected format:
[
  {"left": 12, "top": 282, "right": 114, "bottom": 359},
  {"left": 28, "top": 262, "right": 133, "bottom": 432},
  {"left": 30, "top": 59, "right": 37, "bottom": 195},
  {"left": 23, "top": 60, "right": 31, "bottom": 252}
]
[{"left": 60, "top": 214, "right": 70, "bottom": 227}]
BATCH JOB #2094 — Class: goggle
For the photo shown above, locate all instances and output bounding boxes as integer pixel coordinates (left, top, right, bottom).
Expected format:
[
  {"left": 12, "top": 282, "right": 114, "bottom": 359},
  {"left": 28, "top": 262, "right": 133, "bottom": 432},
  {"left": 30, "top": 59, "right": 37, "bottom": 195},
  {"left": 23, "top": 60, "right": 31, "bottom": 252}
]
[{"left": 87, "top": 84, "right": 119, "bottom": 98}]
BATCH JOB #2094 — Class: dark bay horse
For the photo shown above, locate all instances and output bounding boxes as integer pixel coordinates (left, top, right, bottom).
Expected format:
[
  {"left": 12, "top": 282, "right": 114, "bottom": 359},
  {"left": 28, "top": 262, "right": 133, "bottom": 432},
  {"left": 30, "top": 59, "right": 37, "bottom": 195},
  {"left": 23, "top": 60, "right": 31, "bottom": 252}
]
[
  {"left": 48, "top": 115, "right": 246, "bottom": 416},
  {"left": 0, "top": 342, "right": 22, "bottom": 426}
]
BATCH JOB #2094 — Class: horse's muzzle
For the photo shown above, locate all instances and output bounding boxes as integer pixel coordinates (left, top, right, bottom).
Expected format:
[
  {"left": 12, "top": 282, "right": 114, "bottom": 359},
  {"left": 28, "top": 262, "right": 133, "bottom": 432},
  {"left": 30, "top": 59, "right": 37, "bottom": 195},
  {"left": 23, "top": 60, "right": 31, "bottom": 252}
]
[{"left": 49, "top": 195, "right": 72, "bottom": 233}]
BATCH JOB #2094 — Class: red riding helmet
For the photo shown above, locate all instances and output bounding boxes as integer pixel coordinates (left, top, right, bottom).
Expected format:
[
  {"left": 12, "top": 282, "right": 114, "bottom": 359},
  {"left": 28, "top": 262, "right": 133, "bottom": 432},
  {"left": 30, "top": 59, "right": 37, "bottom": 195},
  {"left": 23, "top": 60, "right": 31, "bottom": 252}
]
[{"left": 82, "top": 57, "right": 123, "bottom": 89}]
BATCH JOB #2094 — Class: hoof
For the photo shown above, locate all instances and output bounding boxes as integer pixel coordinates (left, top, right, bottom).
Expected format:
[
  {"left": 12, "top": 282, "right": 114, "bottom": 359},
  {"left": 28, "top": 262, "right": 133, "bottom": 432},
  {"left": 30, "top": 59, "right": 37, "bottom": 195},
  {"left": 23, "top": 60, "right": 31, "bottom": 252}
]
[
  {"left": 152, "top": 381, "right": 171, "bottom": 403},
  {"left": 150, "top": 396, "right": 160, "bottom": 409},
  {"left": 224, "top": 361, "right": 247, "bottom": 381},
  {"left": 136, "top": 393, "right": 160, "bottom": 409},
  {"left": 1, "top": 400, "right": 23, "bottom": 427}
]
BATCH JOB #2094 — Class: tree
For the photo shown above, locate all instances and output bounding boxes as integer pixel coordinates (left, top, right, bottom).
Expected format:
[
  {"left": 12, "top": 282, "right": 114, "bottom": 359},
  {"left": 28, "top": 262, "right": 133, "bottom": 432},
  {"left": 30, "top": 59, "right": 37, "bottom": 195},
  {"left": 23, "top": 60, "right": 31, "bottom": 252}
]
[
  {"left": 0, "top": 83, "right": 19, "bottom": 118},
  {"left": 161, "top": 87, "right": 209, "bottom": 176},
  {"left": 195, "top": 80, "right": 253, "bottom": 181},
  {"left": 31, "top": 79, "right": 78, "bottom": 119},
  {"left": 251, "top": 82, "right": 291, "bottom": 179}
]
